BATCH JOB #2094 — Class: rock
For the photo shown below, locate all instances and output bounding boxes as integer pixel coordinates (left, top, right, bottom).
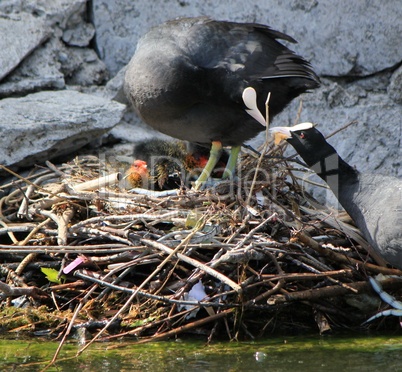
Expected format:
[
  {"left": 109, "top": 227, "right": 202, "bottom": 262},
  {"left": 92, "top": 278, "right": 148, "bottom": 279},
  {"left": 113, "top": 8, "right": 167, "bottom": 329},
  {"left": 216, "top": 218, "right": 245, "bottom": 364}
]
[
  {"left": 0, "top": 13, "right": 51, "bottom": 81},
  {"left": 60, "top": 47, "right": 108, "bottom": 86},
  {"left": 250, "top": 82, "right": 402, "bottom": 178},
  {"left": 0, "top": 31, "right": 107, "bottom": 96},
  {"left": 102, "top": 67, "right": 128, "bottom": 103},
  {"left": 62, "top": 22, "right": 95, "bottom": 47},
  {"left": 61, "top": 1, "right": 95, "bottom": 47},
  {"left": 0, "top": 90, "right": 126, "bottom": 170},
  {"left": 300, "top": 1, "right": 402, "bottom": 76},
  {"left": 0, "top": 37, "right": 65, "bottom": 98},
  {"left": 91, "top": 0, "right": 402, "bottom": 78},
  {"left": 0, "top": 0, "right": 399, "bottom": 193},
  {"left": 0, "top": 0, "right": 101, "bottom": 96},
  {"left": 109, "top": 111, "right": 170, "bottom": 144},
  {"left": 0, "top": 0, "right": 88, "bottom": 29},
  {"left": 388, "top": 65, "right": 402, "bottom": 104}
]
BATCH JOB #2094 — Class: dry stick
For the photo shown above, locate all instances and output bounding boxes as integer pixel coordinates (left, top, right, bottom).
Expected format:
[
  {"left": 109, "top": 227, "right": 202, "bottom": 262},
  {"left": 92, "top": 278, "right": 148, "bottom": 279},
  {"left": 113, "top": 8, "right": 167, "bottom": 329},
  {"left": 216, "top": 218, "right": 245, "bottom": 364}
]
[
  {"left": 45, "top": 284, "right": 100, "bottom": 370},
  {"left": 15, "top": 253, "right": 39, "bottom": 277},
  {"left": 302, "top": 205, "right": 387, "bottom": 267},
  {"left": 74, "top": 271, "right": 238, "bottom": 309},
  {"left": 69, "top": 211, "right": 182, "bottom": 230},
  {"left": 102, "top": 305, "right": 206, "bottom": 342},
  {"left": 0, "top": 244, "right": 134, "bottom": 254},
  {"left": 15, "top": 183, "right": 34, "bottom": 218},
  {"left": 269, "top": 277, "right": 402, "bottom": 304},
  {"left": 111, "top": 309, "right": 233, "bottom": 347},
  {"left": 293, "top": 98, "right": 304, "bottom": 126},
  {"left": 46, "top": 259, "right": 125, "bottom": 370},
  {"left": 297, "top": 231, "right": 402, "bottom": 276},
  {"left": 0, "top": 220, "right": 18, "bottom": 244},
  {"left": 30, "top": 172, "right": 121, "bottom": 212},
  {"left": 261, "top": 269, "right": 353, "bottom": 282},
  {"left": 246, "top": 93, "right": 271, "bottom": 206},
  {"left": 76, "top": 221, "right": 207, "bottom": 356},
  {"left": 0, "top": 220, "right": 37, "bottom": 234},
  {"left": 246, "top": 250, "right": 285, "bottom": 304},
  {"left": 74, "top": 227, "right": 133, "bottom": 245},
  {"left": 18, "top": 173, "right": 60, "bottom": 218},
  {"left": 18, "top": 218, "right": 52, "bottom": 246},
  {"left": 0, "top": 281, "right": 48, "bottom": 300},
  {"left": 225, "top": 210, "right": 250, "bottom": 244},
  {"left": 45, "top": 160, "right": 67, "bottom": 177},
  {"left": 0, "top": 168, "right": 53, "bottom": 190},
  {"left": 38, "top": 209, "right": 69, "bottom": 246},
  {"left": 325, "top": 120, "right": 358, "bottom": 139},
  {"left": 72, "top": 172, "right": 122, "bottom": 192},
  {"left": 142, "top": 239, "right": 242, "bottom": 293},
  {"left": 289, "top": 255, "right": 358, "bottom": 293},
  {"left": 57, "top": 207, "right": 75, "bottom": 246},
  {"left": 231, "top": 213, "right": 278, "bottom": 251},
  {"left": 0, "top": 164, "right": 73, "bottom": 203}
]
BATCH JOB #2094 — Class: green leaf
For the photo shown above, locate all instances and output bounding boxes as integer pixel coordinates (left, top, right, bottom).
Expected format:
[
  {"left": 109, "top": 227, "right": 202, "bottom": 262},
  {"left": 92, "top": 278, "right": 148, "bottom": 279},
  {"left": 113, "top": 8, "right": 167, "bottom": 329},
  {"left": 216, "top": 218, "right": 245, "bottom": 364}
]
[{"left": 40, "top": 267, "right": 66, "bottom": 284}]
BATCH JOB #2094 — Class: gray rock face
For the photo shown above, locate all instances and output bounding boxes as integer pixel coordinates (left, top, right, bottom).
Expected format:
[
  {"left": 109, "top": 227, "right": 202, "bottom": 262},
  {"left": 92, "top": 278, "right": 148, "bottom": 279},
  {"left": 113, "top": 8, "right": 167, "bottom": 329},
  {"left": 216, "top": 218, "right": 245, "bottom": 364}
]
[
  {"left": 257, "top": 81, "right": 402, "bottom": 178},
  {"left": 0, "top": 90, "right": 126, "bottom": 169},
  {"left": 0, "top": 37, "right": 65, "bottom": 98},
  {"left": 61, "top": 1, "right": 95, "bottom": 47},
  {"left": 0, "top": 13, "right": 51, "bottom": 81},
  {"left": 0, "top": 0, "right": 108, "bottom": 97},
  {"left": 0, "top": 0, "right": 400, "bottom": 185},
  {"left": 0, "top": 1, "right": 118, "bottom": 174},
  {"left": 92, "top": 0, "right": 402, "bottom": 78},
  {"left": 91, "top": 0, "right": 401, "bottom": 180},
  {"left": 388, "top": 66, "right": 402, "bottom": 104}
]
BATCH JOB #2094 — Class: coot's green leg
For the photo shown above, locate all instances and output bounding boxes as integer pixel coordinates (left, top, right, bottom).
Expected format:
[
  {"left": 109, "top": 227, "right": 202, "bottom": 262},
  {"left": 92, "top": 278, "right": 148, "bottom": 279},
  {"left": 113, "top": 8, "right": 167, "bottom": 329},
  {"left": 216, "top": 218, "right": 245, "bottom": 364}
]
[
  {"left": 221, "top": 145, "right": 241, "bottom": 180},
  {"left": 194, "top": 141, "right": 222, "bottom": 190}
]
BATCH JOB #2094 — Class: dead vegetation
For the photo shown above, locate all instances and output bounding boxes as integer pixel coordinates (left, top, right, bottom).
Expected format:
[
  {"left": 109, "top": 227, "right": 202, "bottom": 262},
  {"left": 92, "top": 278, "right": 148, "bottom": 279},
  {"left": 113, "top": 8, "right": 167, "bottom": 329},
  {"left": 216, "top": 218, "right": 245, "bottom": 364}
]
[{"left": 1, "top": 139, "right": 401, "bottom": 357}]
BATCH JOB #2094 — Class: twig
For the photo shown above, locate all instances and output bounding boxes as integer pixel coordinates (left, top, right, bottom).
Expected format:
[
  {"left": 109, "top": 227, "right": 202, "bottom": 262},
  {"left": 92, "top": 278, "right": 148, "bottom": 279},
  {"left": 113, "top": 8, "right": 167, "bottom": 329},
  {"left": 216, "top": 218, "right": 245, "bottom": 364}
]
[
  {"left": 325, "top": 120, "right": 358, "bottom": 139},
  {"left": 0, "top": 281, "right": 49, "bottom": 300},
  {"left": 268, "top": 278, "right": 402, "bottom": 304},
  {"left": 141, "top": 238, "right": 242, "bottom": 293},
  {"left": 109, "top": 309, "right": 233, "bottom": 347},
  {"left": 71, "top": 172, "right": 122, "bottom": 192},
  {"left": 297, "top": 232, "right": 402, "bottom": 275},
  {"left": 246, "top": 92, "right": 271, "bottom": 206}
]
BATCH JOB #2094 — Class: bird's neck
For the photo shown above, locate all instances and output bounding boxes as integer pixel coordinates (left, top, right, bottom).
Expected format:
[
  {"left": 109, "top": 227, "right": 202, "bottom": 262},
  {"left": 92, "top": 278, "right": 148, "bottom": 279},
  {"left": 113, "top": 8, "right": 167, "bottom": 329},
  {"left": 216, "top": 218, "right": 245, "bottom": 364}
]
[{"left": 310, "top": 153, "right": 359, "bottom": 201}]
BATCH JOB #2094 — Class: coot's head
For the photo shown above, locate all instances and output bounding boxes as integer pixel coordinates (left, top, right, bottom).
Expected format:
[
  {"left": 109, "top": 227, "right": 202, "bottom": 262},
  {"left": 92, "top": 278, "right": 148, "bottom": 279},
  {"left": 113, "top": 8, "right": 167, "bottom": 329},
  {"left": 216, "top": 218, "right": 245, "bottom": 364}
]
[{"left": 270, "top": 123, "right": 337, "bottom": 166}]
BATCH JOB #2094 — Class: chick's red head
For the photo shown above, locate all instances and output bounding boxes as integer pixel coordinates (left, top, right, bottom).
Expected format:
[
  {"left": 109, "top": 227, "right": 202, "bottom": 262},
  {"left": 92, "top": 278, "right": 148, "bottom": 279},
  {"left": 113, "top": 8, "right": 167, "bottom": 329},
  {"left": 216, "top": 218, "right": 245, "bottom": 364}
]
[{"left": 126, "top": 160, "right": 148, "bottom": 188}]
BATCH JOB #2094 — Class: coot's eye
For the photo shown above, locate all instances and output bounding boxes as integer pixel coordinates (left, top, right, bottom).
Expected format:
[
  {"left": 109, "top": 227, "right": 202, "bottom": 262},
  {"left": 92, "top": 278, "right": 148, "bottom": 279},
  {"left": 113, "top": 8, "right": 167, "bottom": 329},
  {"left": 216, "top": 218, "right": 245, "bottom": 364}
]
[{"left": 300, "top": 132, "right": 305, "bottom": 139}]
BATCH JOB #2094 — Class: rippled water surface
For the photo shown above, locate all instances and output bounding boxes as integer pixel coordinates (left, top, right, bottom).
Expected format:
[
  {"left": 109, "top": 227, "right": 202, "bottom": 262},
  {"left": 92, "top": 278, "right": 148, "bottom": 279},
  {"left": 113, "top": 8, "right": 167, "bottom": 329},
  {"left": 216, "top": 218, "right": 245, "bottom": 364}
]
[{"left": 2, "top": 333, "right": 402, "bottom": 371}]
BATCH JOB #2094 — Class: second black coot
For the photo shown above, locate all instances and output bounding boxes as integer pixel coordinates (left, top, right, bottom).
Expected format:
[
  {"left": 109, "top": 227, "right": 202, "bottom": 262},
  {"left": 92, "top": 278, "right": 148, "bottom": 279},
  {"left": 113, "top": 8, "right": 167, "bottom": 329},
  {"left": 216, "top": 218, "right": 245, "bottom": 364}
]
[{"left": 270, "top": 123, "right": 402, "bottom": 270}]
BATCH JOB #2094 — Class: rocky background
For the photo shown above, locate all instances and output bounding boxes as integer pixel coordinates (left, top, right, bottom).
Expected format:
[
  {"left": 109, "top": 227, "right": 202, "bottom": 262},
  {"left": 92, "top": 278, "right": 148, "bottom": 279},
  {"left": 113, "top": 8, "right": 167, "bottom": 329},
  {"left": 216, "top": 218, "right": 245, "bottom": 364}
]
[{"left": 0, "top": 0, "right": 401, "bottom": 184}]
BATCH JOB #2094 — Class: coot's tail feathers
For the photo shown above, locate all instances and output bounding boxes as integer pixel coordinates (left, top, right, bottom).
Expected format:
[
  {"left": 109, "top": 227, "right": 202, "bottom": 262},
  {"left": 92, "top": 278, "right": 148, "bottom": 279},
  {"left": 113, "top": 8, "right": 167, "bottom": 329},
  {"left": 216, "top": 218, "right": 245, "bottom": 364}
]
[
  {"left": 261, "top": 54, "right": 320, "bottom": 87},
  {"left": 198, "top": 17, "right": 297, "bottom": 44},
  {"left": 249, "top": 22, "right": 298, "bottom": 44},
  {"left": 204, "top": 20, "right": 320, "bottom": 88}
]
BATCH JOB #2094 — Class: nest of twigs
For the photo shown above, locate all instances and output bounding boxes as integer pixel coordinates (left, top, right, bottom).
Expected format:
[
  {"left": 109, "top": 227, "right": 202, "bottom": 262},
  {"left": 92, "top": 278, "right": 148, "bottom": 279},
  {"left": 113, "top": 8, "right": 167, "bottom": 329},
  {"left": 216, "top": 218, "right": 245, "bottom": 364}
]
[{"left": 1, "top": 142, "right": 401, "bottom": 352}]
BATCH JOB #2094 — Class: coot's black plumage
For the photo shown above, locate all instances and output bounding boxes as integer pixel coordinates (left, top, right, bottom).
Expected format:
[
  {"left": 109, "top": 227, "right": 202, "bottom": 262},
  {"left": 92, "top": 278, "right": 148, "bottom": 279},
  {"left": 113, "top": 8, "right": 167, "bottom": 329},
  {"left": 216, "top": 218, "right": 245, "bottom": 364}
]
[
  {"left": 124, "top": 17, "right": 319, "bottom": 188},
  {"left": 270, "top": 123, "right": 402, "bottom": 270}
]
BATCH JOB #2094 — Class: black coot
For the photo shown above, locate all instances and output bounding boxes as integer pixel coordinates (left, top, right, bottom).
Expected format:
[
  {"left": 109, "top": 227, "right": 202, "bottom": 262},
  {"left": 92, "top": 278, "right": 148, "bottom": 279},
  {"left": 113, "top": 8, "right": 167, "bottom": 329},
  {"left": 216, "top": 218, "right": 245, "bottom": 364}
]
[
  {"left": 125, "top": 17, "right": 319, "bottom": 189},
  {"left": 271, "top": 123, "right": 402, "bottom": 270}
]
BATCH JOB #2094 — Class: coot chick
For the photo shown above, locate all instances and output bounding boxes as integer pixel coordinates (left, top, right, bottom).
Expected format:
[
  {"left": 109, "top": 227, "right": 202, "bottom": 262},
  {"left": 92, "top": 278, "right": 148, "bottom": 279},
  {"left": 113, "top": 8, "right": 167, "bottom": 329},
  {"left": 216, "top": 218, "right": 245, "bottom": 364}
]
[
  {"left": 124, "top": 17, "right": 319, "bottom": 189},
  {"left": 128, "top": 138, "right": 228, "bottom": 190},
  {"left": 125, "top": 159, "right": 148, "bottom": 188},
  {"left": 270, "top": 123, "right": 402, "bottom": 270}
]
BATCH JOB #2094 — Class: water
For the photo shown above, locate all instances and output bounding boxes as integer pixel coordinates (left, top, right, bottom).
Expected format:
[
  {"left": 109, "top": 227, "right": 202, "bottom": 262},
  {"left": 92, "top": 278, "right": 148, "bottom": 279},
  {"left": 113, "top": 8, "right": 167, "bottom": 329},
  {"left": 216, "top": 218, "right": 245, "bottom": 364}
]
[{"left": 1, "top": 333, "right": 402, "bottom": 371}]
